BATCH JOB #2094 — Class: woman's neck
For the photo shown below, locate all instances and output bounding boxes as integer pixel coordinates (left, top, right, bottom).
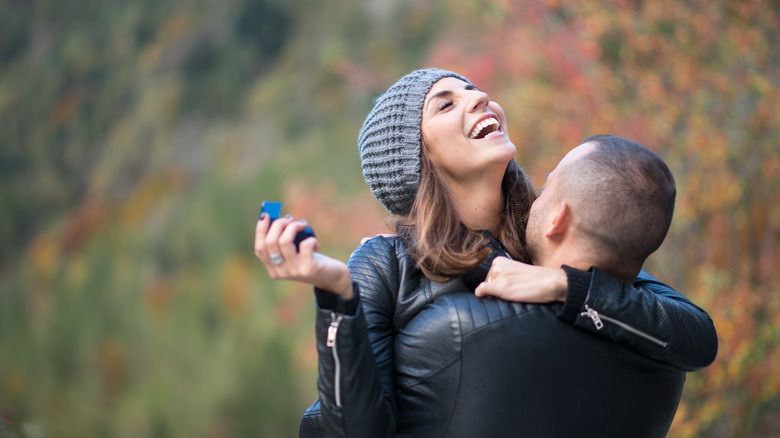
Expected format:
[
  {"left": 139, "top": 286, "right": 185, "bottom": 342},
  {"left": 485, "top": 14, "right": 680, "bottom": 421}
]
[{"left": 446, "top": 177, "right": 504, "bottom": 235}]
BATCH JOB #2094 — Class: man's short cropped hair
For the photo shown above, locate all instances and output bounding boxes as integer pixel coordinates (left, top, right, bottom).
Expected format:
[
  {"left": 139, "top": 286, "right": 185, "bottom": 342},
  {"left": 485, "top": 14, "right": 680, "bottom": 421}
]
[{"left": 558, "top": 134, "right": 676, "bottom": 271}]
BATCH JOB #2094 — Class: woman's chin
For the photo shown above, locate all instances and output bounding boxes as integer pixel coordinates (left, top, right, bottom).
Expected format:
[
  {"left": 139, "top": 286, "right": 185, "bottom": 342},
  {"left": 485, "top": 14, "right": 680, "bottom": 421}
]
[{"left": 493, "top": 140, "right": 517, "bottom": 161}]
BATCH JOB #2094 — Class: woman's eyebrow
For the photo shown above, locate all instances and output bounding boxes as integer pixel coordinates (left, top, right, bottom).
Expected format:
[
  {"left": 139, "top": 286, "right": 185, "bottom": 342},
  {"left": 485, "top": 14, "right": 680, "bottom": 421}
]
[
  {"left": 425, "top": 90, "right": 453, "bottom": 108},
  {"left": 425, "top": 84, "right": 482, "bottom": 110}
]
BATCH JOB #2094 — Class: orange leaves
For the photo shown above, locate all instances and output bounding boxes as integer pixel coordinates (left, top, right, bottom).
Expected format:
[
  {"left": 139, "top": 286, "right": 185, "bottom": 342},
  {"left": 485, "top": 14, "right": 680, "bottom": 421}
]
[
  {"left": 29, "top": 234, "right": 59, "bottom": 282},
  {"left": 120, "top": 170, "right": 189, "bottom": 228},
  {"left": 145, "top": 277, "right": 176, "bottom": 317},
  {"left": 50, "top": 89, "right": 83, "bottom": 127},
  {"left": 280, "top": 180, "right": 387, "bottom": 251},
  {"left": 330, "top": 59, "right": 387, "bottom": 95},
  {"left": 678, "top": 257, "right": 780, "bottom": 433},
  {"left": 4, "top": 0, "right": 778, "bottom": 435},
  {"left": 96, "top": 337, "right": 127, "bottom": 400},
  {"left": 61, "top": 199, "right": 114, "bottom": 254},
  {"left": 218, "top": 256, "right": 253, "bottom": 317},
  {"left": 427, "top": 0, "right": 780, "bottom": 435},
  {"left": 1, "top": 371, "right": 26, "bottom": 411},
  {"left": 272, "top": 283, "right": 311, "bottom": 329}
]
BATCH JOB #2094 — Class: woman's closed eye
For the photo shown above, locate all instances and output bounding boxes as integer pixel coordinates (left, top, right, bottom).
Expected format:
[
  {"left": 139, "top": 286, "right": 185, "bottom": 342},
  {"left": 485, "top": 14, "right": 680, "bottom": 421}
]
[{"left": 437, "top": 100, "right": 453, "bottom": 111}]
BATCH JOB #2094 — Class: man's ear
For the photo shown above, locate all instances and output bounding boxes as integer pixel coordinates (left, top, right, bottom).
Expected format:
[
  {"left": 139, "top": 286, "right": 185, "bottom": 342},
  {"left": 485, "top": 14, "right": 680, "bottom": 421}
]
[{"left": 544, "top": 201, "right": 570, "bottom": 238}]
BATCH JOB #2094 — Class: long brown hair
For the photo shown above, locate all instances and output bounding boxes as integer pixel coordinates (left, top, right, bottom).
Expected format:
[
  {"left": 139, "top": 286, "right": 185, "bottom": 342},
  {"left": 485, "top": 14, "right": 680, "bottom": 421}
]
[{"left": 389, "top": 153, "right": 537, "bottom": 281}]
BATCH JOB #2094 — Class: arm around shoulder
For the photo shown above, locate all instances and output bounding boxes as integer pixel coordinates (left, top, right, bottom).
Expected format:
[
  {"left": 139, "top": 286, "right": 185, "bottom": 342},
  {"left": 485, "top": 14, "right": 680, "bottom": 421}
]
[{"left": 558, "top": 266, "right": 718, "bottom": 371}]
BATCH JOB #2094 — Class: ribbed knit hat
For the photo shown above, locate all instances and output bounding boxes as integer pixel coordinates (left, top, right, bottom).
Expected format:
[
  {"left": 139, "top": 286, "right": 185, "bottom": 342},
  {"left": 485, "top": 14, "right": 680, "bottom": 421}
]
[{"left": 358, "top": 68, "right": 471, "bottom": 215}]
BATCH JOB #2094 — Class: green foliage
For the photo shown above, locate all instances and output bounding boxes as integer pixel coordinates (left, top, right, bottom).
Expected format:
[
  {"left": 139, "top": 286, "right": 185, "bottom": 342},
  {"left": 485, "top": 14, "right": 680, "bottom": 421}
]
[
  {"left": 0, "top": 0, "right": 422, "bottom": 436},
  {"left": 2, "top": 0, "right": 779, "bottom": 436}
]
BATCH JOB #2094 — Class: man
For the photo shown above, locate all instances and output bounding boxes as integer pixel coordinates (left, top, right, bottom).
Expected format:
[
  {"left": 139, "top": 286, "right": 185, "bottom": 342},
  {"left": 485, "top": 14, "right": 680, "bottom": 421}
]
[
  {"left": 392, "top": 135, "right": 716, "bottom": 438},
  {"left": 476, "top": 133, "right": 677, "bottom": 298},
  {"left": 529, "top": 134, "right": 673, "bottom": 280}
]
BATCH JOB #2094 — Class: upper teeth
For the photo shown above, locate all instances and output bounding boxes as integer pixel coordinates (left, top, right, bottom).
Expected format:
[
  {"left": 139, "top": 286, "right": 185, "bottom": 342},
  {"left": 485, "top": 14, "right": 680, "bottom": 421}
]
[{"left": 469, "top": 117, "right": 500, "bottom": 139}]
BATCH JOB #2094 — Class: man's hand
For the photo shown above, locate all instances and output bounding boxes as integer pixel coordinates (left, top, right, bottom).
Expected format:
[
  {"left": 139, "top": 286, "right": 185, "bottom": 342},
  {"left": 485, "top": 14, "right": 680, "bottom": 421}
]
[{"left": 475, "top": 257, "right": 568, "bottom": 303}]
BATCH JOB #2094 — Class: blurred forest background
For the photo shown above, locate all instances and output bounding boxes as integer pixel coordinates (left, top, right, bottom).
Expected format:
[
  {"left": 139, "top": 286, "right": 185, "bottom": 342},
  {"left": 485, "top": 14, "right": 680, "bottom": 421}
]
[{"left": 1, "top": 0, "right": 778, "bottom": 436}]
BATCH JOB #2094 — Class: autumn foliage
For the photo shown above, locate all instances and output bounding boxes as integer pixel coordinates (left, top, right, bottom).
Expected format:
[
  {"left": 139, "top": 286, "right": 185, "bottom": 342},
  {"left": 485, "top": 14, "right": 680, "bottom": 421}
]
[
  {"left": 1, "top": 0, "right": 778, "bottom": 436},
  {"left": 420, "top": 1, "right": 780, "bottom": 435}
]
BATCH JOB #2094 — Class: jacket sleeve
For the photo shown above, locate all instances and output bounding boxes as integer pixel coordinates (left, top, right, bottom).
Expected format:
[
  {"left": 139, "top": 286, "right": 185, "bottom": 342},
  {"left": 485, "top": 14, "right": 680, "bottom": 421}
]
[
  {"left": 557, "top": 267, "right": 718, "bottom": 371},
  {"left": 313, "top": 237, "right": 400, "bottom": 437}
]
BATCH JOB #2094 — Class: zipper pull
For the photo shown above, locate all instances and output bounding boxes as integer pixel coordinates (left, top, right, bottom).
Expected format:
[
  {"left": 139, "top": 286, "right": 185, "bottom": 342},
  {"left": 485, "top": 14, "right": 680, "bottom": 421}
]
[
  {"left": 327, "top": 313, "right": 343, "bottom": 347},
  {"left": 580, "top": 304, "right": 604, "bottom": 330}
]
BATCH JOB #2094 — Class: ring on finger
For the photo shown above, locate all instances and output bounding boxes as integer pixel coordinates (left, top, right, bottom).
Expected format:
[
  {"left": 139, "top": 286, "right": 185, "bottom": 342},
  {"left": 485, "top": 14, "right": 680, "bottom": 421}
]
[{"left": 269, "top": 253, "right": 284, "bottom": 265}]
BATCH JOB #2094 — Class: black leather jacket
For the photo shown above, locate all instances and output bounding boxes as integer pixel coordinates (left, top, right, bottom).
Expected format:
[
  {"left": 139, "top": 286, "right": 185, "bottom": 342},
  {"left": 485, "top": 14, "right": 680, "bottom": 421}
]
[{"left": 303, "top": 236, "right": 718, "bottom": 438}]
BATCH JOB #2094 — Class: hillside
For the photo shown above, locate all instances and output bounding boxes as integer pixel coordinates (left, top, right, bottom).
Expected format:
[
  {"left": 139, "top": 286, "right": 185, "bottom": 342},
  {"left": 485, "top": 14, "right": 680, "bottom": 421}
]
[{"left": 1, "top": 0, "right": 779, "bottom": 436}]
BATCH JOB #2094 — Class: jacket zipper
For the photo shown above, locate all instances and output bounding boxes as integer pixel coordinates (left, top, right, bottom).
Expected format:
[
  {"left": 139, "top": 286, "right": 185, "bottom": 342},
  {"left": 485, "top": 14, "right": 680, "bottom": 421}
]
[
  {"left": 580, "top": 304, "right": 669, "bottom": 348},
  {"left": 327, "top": 312, "right": 344, "bottom": 408}
]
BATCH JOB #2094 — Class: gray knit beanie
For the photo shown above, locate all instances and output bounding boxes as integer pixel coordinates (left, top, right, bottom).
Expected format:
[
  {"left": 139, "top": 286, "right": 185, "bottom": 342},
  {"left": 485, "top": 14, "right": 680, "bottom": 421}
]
[{"left": 358, "top": 68, "right": 471, "bottom": 215}]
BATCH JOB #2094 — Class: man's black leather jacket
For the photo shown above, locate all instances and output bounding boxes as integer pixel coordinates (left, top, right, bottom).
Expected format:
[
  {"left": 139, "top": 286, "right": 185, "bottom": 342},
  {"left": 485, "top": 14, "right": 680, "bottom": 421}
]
[{"left": 304, "top": 235, "right": 718, "bottom": 438}]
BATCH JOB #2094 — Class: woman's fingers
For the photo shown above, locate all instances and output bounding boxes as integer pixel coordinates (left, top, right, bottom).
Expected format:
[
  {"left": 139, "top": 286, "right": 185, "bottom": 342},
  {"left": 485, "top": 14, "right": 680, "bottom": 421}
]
[
  {"left": 255, "top": 215, "right": 295, "bottom": 276},
  {"left": 360, "top": 233, "right": 394, "bottom": 245},
  {"left": 298, "top": 234, "right": 318, "bottom": 258},
  {"left": 278, "top": 219, "right": 312, "bottom": 268},
  {"left": 266, "top": 215, "right": 294, "bottom": 253},
  {"left": 255, "top": 213, "right": 271, "bottom": 261},
  {"left": 475, "top": 281, "right": 499, "bottom": 298},
  {"left": 254, "top": 214, "right": 351, "bottom": 296},
  {"left": 257, "top": 215, "right": 323, "bottom": 281},
  {"left": 475, "top": 257, "right": 567, "bottom": 303}
]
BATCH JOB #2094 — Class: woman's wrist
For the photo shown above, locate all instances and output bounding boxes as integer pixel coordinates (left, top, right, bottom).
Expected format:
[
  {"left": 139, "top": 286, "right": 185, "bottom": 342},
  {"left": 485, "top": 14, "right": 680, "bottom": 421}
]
[
  {"left": 553, "top": 268, "right": 569, "bottom": 302},
  {"left": 335, "top": 272, "right": 354, "bottom": 300},
  {"left": 315, "top": 268, "right": 354, "bottom": 300}
]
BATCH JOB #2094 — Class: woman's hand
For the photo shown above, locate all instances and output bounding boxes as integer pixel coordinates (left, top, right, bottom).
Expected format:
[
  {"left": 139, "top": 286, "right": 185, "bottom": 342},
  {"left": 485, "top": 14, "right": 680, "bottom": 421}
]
[
  {"left": 474, "top": 257, "right": 568, "bottom": 303},
  {"left": 360, "top": 233, "right": 395, "bottom": 244},
  {"left": 255, "top": 214, "right": 353, "bottom": 299}
]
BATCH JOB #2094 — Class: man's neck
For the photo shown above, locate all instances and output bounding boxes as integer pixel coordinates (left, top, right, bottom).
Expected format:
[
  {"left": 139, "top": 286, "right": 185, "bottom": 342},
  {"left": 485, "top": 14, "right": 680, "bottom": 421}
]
[
  {"left": 544, "top": 252, "right": 592, "bottom": 275},
  {"left": 545, "top": 249, "right": 639, "bottom": 283}
]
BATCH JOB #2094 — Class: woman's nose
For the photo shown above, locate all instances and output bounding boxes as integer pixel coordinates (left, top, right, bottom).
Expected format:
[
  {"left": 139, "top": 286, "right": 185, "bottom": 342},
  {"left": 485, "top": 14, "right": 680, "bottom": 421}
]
[{"left": 468, "top": 90, "right": 490, "bottom": 112}]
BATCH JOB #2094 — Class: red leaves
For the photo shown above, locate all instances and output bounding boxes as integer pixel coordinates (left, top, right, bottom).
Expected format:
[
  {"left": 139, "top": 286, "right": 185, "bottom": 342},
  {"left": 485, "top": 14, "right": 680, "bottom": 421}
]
[{"left": 426, "top": 0, "right": 780, "bottom": 435}]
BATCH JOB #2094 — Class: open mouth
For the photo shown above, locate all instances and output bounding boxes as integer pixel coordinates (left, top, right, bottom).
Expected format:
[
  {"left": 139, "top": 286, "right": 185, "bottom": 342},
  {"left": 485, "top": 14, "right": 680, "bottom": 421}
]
[{"left": 469, "top": 117, "right": 501, "bottom": 139}]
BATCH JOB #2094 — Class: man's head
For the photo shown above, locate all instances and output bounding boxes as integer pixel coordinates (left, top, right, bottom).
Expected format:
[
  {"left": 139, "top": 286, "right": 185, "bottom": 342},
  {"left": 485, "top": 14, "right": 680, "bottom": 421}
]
[{"left": 526, "top": 134, "right": 676, "bottom": 281}]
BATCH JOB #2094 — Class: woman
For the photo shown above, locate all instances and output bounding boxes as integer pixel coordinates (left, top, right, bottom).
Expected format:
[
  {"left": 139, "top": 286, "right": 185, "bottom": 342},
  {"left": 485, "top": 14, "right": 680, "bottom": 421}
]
[{"left": 254, "top": 69, "right": 716, "bottom": 437}]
